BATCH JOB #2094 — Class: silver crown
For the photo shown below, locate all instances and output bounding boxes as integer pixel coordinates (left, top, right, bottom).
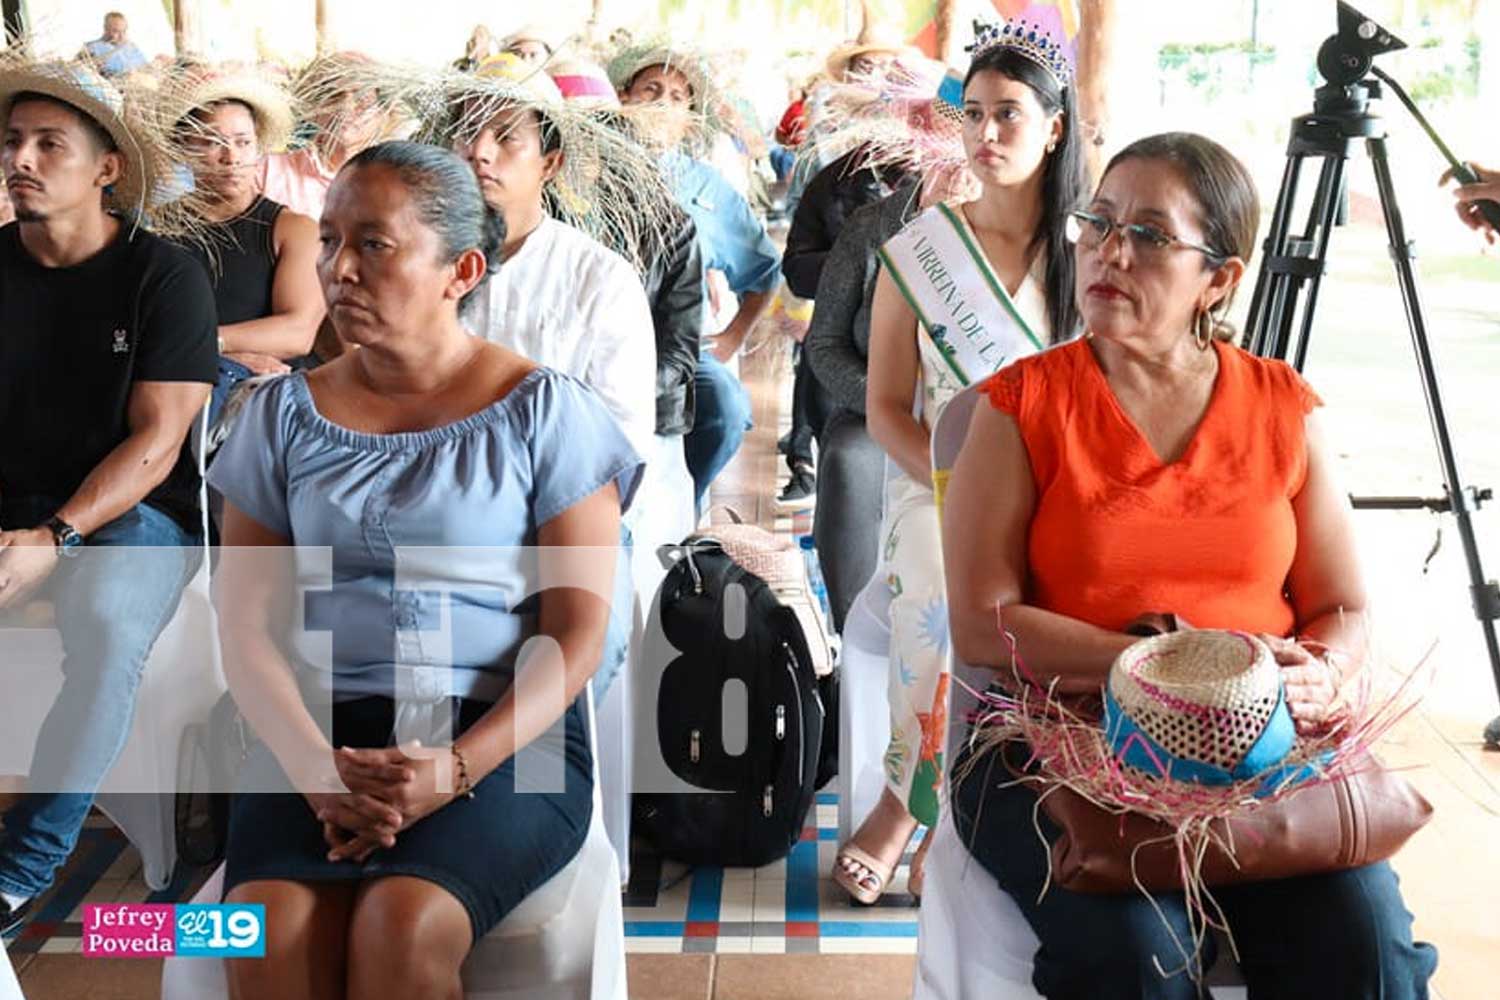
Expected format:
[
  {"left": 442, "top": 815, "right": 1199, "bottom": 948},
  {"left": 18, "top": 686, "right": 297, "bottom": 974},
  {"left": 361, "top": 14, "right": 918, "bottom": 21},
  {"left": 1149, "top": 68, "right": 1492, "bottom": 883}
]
[{"left": 967, "top": 18, "right": 1073, "bottom": 89}]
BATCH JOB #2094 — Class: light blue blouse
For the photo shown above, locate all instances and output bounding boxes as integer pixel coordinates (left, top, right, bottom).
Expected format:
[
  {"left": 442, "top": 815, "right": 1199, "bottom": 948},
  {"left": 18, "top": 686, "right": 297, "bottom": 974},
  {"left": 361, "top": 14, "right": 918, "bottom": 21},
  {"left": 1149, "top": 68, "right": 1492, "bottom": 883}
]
[{"left": 207, "top": 368, "right": 644, "bottom": 705}]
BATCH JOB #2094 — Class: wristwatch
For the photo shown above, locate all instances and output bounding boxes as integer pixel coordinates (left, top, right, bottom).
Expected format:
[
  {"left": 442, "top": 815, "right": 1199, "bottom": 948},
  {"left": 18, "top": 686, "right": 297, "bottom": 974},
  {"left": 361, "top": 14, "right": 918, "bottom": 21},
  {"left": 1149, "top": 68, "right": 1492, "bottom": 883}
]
[{"left": 43, "top": 516, "right": 84, "bottom": 557}]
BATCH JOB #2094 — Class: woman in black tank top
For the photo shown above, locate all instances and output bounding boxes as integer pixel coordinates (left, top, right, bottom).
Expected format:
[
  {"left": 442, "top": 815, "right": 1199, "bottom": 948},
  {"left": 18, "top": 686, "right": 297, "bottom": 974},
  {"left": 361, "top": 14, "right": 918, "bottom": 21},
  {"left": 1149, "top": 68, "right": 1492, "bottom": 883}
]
[{"left": 176, "top": 87, "right": 324, "bottom": 426}]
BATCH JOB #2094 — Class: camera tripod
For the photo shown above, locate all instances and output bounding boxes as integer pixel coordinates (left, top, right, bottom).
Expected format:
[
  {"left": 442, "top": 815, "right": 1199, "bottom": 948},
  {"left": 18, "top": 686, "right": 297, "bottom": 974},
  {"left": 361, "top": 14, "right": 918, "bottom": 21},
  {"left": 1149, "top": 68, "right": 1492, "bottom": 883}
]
[{"left": 1243, "top": 67, "right": 1500, "bottom": 747}]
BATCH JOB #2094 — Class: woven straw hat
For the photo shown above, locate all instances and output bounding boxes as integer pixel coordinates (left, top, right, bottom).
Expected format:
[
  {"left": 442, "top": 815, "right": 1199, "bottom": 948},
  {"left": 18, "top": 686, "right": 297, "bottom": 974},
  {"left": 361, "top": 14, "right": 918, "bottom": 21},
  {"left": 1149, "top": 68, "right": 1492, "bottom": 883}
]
[
  {"left": 326, "top": 56, "right": 677, "bottom": 274},
  {"left": 548, "top": 57, "right": 620, "bottom": 110},
  {"left": 825, "top": 23, "right": 921, "bottom": 81},
  {"left": 605, "top": 40, "right": 719, "bottom": 116},
  {"left": 0, "top": 55, "right": 159, "bottom": 216},
  {"left": 502, "top": 24, "right": 561, "bottom": 58},
  {"left": 164, "top": 67, "right": 298, "bottom": 153},
  {"left": 1105, "top": 630, "right": 1298, "bottom": 785},
  {"left": 803, "top": 57, "right": 965, "bottom": 189}
]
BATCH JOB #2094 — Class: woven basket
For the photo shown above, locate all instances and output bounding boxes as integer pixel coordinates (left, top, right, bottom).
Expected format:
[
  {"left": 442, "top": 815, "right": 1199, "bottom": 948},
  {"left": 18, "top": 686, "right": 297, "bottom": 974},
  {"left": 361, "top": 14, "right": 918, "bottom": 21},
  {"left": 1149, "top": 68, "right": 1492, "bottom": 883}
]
[{"left": 1108, "top": 630, "right": 1281, "bottom": 774}]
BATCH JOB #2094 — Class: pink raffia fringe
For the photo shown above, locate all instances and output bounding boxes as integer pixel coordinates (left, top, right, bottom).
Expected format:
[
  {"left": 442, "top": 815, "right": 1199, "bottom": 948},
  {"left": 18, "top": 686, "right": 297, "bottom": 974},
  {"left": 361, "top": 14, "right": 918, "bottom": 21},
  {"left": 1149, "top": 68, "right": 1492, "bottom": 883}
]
[{"left": 951, "top": 607, "right": 1433, "bottom": 981}]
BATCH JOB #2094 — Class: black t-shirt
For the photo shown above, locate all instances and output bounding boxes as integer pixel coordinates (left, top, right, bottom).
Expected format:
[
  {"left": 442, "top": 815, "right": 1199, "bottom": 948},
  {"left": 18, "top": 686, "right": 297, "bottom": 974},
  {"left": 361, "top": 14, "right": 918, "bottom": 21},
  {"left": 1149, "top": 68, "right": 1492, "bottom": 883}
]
[{"left": 0, "top": 220, "right": 218, "bottom": 533}]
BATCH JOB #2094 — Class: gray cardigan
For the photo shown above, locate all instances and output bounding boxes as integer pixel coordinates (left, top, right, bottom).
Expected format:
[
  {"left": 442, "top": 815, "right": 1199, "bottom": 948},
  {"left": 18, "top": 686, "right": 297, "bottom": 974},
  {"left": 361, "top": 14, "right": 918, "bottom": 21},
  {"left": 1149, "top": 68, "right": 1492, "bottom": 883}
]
[{"left": 804, "top": 185, "right": 920, "bottom": 416}]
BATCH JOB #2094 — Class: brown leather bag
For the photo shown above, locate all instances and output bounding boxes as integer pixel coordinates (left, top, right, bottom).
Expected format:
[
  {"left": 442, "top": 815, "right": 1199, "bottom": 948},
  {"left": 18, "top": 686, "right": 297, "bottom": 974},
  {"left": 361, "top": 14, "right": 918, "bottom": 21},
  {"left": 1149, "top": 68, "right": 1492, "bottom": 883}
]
[{"left": 1038, "top": 754, "right": 1433, "bottom": 893}]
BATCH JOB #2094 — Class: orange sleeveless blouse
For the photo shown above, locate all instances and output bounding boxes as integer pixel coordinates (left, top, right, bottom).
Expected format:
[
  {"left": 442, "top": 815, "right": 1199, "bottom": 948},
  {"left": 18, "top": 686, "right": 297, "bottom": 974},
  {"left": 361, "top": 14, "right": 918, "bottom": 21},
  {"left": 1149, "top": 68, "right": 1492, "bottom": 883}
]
[{"left": 980, "top": 338, "right": 1322, "bottom": 637}]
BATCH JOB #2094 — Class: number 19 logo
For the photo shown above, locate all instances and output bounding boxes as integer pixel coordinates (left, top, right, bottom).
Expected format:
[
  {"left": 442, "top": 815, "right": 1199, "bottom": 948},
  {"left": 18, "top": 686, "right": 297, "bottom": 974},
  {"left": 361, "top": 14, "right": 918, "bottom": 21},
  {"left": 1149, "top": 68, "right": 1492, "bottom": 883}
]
[{"left": 175, "top": 904, "right": 266, "bottom": 958}]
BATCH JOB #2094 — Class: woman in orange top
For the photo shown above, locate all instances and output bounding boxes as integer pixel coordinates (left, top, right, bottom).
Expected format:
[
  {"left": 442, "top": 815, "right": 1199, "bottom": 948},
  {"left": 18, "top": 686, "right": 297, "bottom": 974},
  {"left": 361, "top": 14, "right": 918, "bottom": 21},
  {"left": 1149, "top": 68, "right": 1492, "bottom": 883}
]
[{"left": 940, "top": 133, "right": 1437, "bottom": 998}]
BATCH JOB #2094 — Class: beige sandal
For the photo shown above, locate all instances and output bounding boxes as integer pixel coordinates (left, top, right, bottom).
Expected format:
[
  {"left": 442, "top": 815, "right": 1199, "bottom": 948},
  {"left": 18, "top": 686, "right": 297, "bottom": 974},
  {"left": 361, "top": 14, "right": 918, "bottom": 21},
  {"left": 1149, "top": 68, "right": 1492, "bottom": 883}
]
[{"left": 833, "top": 843, "right": 898, "bottom": 905}]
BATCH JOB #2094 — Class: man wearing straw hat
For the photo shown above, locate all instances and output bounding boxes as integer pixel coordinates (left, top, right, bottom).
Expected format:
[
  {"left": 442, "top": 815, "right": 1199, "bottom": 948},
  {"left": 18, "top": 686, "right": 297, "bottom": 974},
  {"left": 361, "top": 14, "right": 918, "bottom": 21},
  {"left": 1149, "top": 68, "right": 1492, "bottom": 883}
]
[
  {"left": 612, "top": 41, "right": 780, "bottom": 508},
  {"left": 440, "top": 53, "right": 664, "bottom": 695},
  {"left": 449, "top": 53, "right": 658, "bottom": 462},
  {"left": 0, "top": 58, "right": 217, "bottom": 933}
]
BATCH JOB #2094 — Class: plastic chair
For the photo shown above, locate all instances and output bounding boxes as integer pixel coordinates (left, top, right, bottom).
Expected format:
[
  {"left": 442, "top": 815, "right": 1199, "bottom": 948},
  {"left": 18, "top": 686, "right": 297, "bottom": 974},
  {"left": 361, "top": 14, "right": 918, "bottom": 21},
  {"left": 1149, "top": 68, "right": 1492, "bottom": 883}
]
[
  {"left": 161, "top": 686, "right": 627, "bottom": 1000},
  {"left": 0, "top": 408, "right": 222, "bottom": 890}
]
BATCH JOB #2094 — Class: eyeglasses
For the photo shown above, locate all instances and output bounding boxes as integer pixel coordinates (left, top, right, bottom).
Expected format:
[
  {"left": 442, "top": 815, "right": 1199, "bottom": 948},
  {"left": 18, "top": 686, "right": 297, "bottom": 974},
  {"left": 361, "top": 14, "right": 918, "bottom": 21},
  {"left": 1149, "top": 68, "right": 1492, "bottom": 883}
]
[{"left": 1065, "top": 209, "right": 1226, "bottom": 263}]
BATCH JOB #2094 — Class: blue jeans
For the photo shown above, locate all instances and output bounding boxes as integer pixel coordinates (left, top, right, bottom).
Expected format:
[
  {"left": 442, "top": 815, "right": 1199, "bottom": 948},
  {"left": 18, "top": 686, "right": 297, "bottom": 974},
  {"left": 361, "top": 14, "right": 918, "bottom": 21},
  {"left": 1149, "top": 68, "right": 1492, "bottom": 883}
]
[
  {"left": 0, "top": 502, "right": 201, "bottom": 898},
  {"left": 684, "top": 352, "right": 753, "bottom": 509},
  {"left": 769, "top": 145, "right": 796, "bottom": 185},
  {"left": 952, "top": 743, "right": 1439, "bottom": 999},
  {"left": 208, "top": 357, "right": 253, "bottom": 431}
]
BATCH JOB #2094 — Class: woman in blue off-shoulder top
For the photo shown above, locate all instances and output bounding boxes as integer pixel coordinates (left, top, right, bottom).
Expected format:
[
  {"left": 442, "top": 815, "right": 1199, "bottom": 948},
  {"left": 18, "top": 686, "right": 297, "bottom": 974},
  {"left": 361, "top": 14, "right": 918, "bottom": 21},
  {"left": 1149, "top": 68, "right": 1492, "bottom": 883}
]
[{"left": 207, "top": 141, "right": 642, "bottom": 999}]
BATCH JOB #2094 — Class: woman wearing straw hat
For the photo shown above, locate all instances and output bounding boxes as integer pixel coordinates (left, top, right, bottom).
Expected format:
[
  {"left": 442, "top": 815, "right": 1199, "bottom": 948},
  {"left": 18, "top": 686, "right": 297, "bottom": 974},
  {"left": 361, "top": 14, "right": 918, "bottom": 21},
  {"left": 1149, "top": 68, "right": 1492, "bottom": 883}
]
[
  {"left": 800, "top": 62, "right": 972, "bottom": 632},
  {"left": 169, "top": 69, "right": 324, "bottom": 427},
  {"left": 257, "top": 52, "right": 391, "bottom": 223},
  {"left": 942, "top": 132, "right": 1437, "bottom": 998},
  {"left": 832, "top": 19, "right": 1088, "bottom": 907}
]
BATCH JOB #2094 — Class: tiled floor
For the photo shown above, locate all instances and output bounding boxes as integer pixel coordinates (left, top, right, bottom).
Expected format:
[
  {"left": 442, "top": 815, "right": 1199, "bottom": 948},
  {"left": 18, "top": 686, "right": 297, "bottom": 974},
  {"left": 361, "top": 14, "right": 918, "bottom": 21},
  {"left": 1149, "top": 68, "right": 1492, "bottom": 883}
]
[
  {"left": 621, "top": 793, "right": 922, "bottom": 958},
  {"left": 6, "top": 330, "right": 1500, "bottom": 999}
]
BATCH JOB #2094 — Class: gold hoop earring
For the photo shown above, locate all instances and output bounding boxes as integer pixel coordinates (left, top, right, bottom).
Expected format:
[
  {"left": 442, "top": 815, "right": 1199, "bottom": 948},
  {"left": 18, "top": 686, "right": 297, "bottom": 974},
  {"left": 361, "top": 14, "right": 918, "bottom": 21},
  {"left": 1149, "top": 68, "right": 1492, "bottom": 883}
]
[{"left": 1194, "top": 309, "right": 1213, "bottom": 350}]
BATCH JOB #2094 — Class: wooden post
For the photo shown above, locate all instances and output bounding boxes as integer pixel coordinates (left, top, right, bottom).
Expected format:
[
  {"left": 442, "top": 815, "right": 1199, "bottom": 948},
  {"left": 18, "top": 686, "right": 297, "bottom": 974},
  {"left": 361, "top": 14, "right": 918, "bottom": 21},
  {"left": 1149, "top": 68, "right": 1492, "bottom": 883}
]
[
  {"left": 935, "top": 0, "right": 958, "bottom": 64},
  {"left": 172, "top": 0, "right": 200, "bottom": 57},
  {"left": 315, "top": 0, "right": 330, "bottom": 55},
  {"left": 1075, "top": 0, "right": 1118, "bottom": 182}
]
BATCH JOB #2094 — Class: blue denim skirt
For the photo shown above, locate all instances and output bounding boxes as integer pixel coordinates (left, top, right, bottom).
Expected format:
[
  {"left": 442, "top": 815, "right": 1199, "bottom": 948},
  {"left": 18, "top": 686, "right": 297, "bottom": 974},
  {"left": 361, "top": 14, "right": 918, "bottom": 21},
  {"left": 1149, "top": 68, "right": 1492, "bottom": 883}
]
[{"left": 223, "top": 694, "right": 593, "bottom": 940}]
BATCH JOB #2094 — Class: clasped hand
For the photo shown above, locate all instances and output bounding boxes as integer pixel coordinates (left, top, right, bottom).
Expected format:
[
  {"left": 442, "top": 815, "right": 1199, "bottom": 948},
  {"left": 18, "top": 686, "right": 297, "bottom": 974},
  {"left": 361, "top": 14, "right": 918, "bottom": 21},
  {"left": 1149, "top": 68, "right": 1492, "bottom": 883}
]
[{"left": 304, "top": 743, "right": 458, "bottom": 864}]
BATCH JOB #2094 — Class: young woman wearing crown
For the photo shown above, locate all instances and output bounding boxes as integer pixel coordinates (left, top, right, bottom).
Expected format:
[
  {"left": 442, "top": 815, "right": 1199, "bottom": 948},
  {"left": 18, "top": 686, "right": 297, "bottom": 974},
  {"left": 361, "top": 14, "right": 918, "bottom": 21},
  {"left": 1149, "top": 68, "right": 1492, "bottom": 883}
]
[{"left": 834, "top": 19, "right": 1089, "bottom": 906}]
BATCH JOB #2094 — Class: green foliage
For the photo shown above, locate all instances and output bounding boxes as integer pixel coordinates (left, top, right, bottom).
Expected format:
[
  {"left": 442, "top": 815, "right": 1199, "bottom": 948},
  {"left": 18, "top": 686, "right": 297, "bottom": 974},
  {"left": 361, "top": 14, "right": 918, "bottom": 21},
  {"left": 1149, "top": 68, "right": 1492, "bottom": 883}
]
[{"left": 1157, "top": 40, "right": 1277, "bottom": 92}]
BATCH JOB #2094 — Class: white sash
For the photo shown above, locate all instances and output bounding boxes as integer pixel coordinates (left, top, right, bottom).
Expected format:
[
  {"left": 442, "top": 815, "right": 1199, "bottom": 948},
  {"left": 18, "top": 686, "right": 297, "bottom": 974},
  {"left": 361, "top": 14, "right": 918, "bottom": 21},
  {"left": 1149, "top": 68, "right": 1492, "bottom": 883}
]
[{"left": 877, "top": 203, "right": 1044, "bottom": 385}]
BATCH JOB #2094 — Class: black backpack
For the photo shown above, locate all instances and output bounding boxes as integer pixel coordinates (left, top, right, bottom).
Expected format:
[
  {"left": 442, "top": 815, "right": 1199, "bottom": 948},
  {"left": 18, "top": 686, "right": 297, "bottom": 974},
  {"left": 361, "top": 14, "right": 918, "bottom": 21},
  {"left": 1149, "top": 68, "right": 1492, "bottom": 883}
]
[{"left": 633, "top": 538, "right": 828, "bottom": 868}]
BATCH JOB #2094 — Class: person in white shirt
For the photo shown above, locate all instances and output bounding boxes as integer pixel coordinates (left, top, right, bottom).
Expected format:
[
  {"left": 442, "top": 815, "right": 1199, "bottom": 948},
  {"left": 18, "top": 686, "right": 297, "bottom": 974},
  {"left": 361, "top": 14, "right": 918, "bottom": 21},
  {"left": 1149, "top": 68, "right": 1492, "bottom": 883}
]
[{"left": 445, "top": 56, "right": 660, "bottom": 460}]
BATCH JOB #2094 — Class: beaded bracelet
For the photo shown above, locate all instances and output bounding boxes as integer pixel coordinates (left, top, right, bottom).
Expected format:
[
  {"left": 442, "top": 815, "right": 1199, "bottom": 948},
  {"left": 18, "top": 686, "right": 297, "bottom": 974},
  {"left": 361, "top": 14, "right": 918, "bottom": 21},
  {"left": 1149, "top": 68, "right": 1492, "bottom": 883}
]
[{"left": 451, "top": 746, "right": 476, "bottom": 800}]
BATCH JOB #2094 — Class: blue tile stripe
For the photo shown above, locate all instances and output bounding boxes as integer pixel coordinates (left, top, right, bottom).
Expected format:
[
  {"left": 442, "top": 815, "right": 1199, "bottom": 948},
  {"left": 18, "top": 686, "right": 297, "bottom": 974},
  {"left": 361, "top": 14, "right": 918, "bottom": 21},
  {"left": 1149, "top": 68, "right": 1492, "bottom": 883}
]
[
  {"left": 684, "top": 866, "right": 723, "bottom": 923},
  {"left": 785, "top": 835, "right": 821, "bottom": 923},
  {"left": 624, "top": 921, "right": 687, "bottom": 937},
  {"left": 819, "top": 921, "right": 920, "bottom": 937}
]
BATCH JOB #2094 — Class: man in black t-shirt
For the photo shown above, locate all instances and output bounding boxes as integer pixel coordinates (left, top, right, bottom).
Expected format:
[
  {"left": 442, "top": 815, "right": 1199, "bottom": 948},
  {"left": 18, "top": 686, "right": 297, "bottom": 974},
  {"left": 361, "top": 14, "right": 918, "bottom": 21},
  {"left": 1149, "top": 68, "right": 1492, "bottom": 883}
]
[{"left": 0, "top": 64, "right": 217, "bottom": 932}]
